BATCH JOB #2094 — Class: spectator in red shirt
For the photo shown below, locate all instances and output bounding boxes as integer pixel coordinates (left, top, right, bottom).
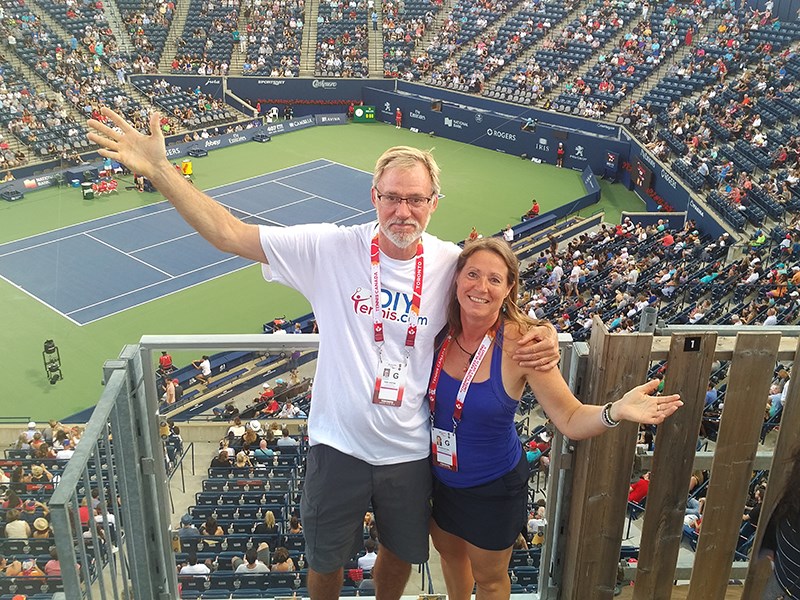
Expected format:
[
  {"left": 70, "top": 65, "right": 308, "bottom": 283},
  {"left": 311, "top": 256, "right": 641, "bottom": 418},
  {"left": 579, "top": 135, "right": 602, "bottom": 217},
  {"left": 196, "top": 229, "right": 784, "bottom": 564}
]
[
  {"left": 628, "top": 471, "right": 650, "bottom": 504},
  {"left": 158, "top": 351, "right": 174, "bottom": 375},
  {"left": 257, "top": 383, "right": 274, "bottom": 402}
]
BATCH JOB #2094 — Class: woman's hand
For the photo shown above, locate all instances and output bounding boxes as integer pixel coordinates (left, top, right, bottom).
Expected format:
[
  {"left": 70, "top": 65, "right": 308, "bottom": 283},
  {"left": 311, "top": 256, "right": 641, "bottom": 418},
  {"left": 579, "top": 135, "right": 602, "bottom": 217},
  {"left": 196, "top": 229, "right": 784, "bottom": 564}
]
[{"left": 613, "top": 379, "right": 682, "bottom": 424}]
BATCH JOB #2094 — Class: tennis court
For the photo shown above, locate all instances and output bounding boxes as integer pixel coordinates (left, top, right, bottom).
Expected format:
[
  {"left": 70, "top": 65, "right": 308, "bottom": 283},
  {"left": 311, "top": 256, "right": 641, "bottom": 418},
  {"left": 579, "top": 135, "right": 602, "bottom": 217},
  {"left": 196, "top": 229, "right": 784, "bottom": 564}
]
[{"left": 0, "top": 159, "right": 374, "bottom": 325}]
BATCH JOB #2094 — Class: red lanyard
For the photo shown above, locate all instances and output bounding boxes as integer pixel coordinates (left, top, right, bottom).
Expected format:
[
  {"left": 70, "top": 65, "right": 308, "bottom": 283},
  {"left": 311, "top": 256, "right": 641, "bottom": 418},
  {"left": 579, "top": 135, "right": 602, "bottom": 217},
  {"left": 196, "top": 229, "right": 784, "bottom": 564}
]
[
  {"left": 370, "top": 232, "right": 424, "bottom": 349},
  {"left": 428, "top": 327, "right": 496, "bottom": 426}
]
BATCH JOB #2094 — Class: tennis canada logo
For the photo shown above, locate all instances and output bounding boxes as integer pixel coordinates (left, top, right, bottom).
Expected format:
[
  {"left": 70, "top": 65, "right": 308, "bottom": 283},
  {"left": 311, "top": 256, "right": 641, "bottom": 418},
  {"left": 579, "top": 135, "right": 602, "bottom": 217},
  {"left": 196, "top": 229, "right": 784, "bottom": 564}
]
[{"left": 351, "top": 287, "right": 429, "bottom": 324}]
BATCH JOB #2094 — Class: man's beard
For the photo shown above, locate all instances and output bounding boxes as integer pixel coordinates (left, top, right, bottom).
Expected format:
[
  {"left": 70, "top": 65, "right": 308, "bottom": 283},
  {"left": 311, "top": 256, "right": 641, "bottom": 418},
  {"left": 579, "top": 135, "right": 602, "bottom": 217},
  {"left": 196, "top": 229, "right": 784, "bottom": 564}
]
[{"left": 380, "top": 216, "right": 429, "bottom": 249}]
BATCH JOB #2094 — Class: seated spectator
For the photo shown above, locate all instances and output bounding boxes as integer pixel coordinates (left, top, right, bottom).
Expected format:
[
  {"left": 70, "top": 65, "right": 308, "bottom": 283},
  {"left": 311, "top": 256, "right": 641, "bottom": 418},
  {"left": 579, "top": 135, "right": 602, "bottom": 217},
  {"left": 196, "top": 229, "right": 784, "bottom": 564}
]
[
  {"left": 178, "top": 513, "right": 200, "bottom": 539},
  {"left": 24, "top": 421, "right": 39, "bottom": 442},
  {"left": 227, "top": 417, "right": 246, "bottom": 439},
  {"left": 4, "top": 509, "right": 31, "bottom": 538},
  {"left": 260, "top": 396, "right": 281, "bottom": 417},
  {"left": 358, "top": 539, "right": 378, "bottom": 572},
  {"left": 213, "top": 403, "right": 239, "bottom": 421},
  {"left": 31, "top": 517, "right": 51, "bottom": 540},
  {"left": 211, "top": 449, "right": 232, "bottom": 471},
  {"left": 233, "top": 547, "right": 270, "bottom": 573},
  {"left": 44, "top": 546, "right": 76, "bottom": 577},
  {"left": 287, "top": 515, "right": 302, "bottom": 535},
  {"left": 253, "top": 439, "right": 274, "bottom": 463},
  {"left": 256, "top": 382, "right": 274, "bottom": 403},
  {"left": 276, "top": 428, "right": 299, "bottom": 448},
  {"left": 2, "top": 490, "right": 23, "bottom": 510},
  {"left": 158, "top": 351, "right": 174, "bottom": 376},
  {"left": 56, "top": 439, "right": 75, "bottom": 460},
  {"left": 0, "top": 555, "right": 23, "bottom": 577},
  {"left": 271, "top": 546, "right": 295, "bottom": 572},
  {"left": 199, "top": 516, "right": 225, "bottom": 536},
  {"left": 233, "top": 451, "right": 252, "bottom": 474},
  {"left": 179, "top": 552, "right": 211, "bottom": 576},
  {"left": 628, "top": 471, "right": 650, "bottom": 504},
  {"left": 277, "top": 400, "right": 302, "bottom": 419},
  {"left": 254, "top": 510, "right": 279, "bottom": 535},
  {"left": 29, "top": 464, "right": 53, "bottom": 487},
  {"left": 192, "top": 355, "right": 212, "bottom": 385}
]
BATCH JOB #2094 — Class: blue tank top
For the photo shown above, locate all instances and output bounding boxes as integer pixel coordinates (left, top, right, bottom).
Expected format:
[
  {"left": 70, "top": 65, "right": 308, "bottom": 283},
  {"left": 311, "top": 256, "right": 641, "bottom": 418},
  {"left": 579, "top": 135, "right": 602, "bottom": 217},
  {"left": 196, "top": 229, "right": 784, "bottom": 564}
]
[{"left": 431, "top": 324, "right": 522, "bottom": 487}]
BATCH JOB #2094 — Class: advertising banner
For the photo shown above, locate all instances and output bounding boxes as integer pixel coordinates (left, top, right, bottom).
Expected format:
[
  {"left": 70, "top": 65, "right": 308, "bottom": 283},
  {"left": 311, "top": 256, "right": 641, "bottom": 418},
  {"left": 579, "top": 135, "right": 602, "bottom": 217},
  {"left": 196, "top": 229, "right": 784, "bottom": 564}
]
[{"left": 363, "top": 89, "right": 629, "bottom": 175}]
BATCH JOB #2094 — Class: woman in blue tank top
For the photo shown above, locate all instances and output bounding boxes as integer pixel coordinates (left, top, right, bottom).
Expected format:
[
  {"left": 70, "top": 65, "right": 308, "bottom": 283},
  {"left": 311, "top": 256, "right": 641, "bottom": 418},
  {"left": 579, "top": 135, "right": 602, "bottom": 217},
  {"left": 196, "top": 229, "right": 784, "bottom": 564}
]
[{"left": 428, "top": 238, "right": 683, "bottom": 600}]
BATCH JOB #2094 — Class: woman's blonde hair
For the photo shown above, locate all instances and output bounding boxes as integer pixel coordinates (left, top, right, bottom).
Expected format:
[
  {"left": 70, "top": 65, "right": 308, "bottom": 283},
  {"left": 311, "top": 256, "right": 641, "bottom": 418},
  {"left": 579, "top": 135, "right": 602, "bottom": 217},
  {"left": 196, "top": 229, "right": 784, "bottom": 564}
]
[{"left": 265, "top": 510, "right": 275, "bottom": 528}]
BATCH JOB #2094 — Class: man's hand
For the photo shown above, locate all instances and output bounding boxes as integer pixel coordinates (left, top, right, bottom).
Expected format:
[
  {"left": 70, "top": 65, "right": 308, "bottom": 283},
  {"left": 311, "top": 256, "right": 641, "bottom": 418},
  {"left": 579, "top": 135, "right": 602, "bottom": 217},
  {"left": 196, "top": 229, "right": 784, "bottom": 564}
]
[
  {"left": 513, "top": 321, "right": 560, "bottom": 370},
  {"left": 87, "top": 107, "right": 171, "bottom": 182}
]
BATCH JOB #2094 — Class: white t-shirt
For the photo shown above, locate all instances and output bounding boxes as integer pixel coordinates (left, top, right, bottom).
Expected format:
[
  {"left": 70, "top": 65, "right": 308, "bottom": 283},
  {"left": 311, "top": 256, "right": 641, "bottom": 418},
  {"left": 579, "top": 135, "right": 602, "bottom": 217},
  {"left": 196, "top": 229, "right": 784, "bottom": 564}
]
[
  {"left": 260, "top": 222, "right": 460, "bottom": 464},
  {"left": 180, "top": 563, "right": 210, "bottom": 576},
  {"left": 358, "top": 551, "right": 378, "bottom": 571},
  {"left": 199, "top": 359, "right": 211, "bottom": 376},
  {"left": 503, "top": 228, "right": 514, "bottom": 242}
]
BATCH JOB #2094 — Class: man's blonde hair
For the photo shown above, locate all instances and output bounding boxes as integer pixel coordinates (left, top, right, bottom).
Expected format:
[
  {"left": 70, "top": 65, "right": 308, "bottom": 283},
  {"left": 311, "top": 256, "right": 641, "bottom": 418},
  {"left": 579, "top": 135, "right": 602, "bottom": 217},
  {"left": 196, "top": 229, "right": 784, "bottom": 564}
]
[{"left": 373, "top": 146, "right": 441, "bottom": 196}]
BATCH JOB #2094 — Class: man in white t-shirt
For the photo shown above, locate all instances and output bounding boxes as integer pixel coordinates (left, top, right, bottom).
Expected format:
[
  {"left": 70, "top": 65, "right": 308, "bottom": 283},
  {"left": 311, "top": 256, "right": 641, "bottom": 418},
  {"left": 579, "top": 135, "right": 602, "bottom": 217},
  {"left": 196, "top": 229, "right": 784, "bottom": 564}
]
[
  {"left": 86, "top": 112, "right": 561, "bottom": 600},
  {"left": 179, "top": 554, "right": 210, "bottom": 576}
]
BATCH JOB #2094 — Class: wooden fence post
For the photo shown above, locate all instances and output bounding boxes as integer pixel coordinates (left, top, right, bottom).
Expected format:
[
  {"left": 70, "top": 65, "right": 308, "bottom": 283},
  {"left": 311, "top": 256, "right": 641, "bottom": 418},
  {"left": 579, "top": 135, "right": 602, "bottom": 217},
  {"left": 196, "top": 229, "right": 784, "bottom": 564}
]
[
  {"left": 632, "top": 332, "right": 718, "bottom": 600},
  {"left": 742, "top": 335, "right": 800, "bottom": 599},
  {"left": 687, "top": 332, "right": 780, "bottom": 600},
  {"left": 561, "top": 317, "right": 653, "bottom": 600}
]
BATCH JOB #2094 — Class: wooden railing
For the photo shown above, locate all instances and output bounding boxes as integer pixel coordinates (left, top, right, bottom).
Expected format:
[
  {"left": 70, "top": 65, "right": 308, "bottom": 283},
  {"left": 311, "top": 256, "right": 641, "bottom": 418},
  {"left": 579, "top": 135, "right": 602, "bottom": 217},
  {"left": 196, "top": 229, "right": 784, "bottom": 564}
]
[{"left": 557, "top": 318, "right": 800, "bottom": 600}]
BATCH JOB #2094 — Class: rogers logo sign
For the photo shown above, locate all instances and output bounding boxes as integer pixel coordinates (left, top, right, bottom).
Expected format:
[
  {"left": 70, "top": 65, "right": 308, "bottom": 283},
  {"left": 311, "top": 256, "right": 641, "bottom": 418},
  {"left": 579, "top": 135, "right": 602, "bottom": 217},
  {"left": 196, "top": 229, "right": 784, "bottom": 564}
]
[
  {"left": 486, "top": 128, "right": 516, "bottom": 141},
  {"left": 312, "top": 80, "right": 337, "bottom": 89},
  {"left": 166, "top": 147, "right": 181, "bottom": 157},
  {"left": 204, "top": 139, "right": 221, "bottom": 148}
]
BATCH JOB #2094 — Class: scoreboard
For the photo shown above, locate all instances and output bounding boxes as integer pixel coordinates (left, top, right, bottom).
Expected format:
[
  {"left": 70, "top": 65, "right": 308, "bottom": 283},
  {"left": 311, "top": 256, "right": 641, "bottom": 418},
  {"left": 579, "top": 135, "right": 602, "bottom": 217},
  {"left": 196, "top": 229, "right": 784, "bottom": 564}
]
[{"left": 353, "top": 105, "right": 376, "bottom": 122}]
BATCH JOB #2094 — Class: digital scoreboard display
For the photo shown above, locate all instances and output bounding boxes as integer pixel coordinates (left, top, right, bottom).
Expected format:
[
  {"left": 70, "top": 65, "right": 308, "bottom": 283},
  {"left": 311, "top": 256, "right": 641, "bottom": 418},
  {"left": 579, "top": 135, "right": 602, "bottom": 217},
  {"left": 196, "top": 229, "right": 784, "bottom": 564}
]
[{"left": 353, "top": 106, "right": 376, "bottom": 122}]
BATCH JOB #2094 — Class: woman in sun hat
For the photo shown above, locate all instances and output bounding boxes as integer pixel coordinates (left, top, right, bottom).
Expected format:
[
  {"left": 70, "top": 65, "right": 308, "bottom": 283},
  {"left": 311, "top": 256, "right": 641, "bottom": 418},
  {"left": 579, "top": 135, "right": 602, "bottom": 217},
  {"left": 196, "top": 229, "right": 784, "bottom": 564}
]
[{"left": 32, "top": 517, "right": 52, "bottom": 538}]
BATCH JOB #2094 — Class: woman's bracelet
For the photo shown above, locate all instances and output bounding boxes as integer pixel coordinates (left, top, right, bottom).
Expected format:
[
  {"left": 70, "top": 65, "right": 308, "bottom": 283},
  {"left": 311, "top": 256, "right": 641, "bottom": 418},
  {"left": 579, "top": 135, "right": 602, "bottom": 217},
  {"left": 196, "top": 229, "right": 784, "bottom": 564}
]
[{"left": 601, "top": 402, "right": 621, "bottom": 428}]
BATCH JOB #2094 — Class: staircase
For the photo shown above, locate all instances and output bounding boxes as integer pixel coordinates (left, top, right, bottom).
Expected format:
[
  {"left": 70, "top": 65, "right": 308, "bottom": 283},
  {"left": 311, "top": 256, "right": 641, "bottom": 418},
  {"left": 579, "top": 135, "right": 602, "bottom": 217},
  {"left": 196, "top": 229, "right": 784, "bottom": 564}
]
[
  {"left": 408, "top": 0, "right": 459, "bottom": 67},
  {"left": 228, "top": 8, "right": 250, "bottom": 74},
  {"left": 367, "top": 2, "right": 382, "bottom": 76},
  {"left": 157, "top": 0, "right": 192, "bottom": 72},
  {"left": 299, "top": 0, "right": 319, "bottom": 75}
]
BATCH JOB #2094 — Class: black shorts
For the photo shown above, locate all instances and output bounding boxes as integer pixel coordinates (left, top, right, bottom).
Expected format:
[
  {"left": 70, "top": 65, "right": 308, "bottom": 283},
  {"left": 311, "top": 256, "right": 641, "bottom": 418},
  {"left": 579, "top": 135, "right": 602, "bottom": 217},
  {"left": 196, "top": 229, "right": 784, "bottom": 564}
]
[
  {"left": 301, "top": 444, "right": 432, "bottom": 573},
  {"left": 432, "top": 452, "right": 529, "bottom": 551}
]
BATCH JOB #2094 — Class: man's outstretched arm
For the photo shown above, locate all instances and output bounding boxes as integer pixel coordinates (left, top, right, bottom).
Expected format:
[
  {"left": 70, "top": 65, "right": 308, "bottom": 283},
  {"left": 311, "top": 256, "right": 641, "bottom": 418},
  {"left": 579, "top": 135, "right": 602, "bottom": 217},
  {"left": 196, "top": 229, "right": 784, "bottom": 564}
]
[{"left": 87, "top": 107, "right": 266, "bottom": 263}]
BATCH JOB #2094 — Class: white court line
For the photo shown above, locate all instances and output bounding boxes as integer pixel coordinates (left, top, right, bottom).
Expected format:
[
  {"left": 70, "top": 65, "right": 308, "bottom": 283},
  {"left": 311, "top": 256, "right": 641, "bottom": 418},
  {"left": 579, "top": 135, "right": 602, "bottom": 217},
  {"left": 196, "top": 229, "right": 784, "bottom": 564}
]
[
  {"left": 0, "top": 205, "right": 176, "bottom": 258},
  {"left": 334, "top": 209, "right": 374, "bottom": 224},
  {"left": 66, "top": 254, "right": 242, "bottom": 315},
  {"left": 275, "top": 181, "right": 364, "bottom": 212},
  {"left": 212, "top": 161, "right": 335, "bottom": 199},
  {"left": 251, "top": 195, "right": 316, "bottom": 216},
  {"left": 72, "top": 261, "right": 256, "bottom": 325},
  {"left": 0, "top": 272, "right": 82, "bottom": 326},
  {"left": 0, "top": 159, "right": 336, "bottom": 252},
  {"left": 84, "top": 233, "right": 174, "bottom": 278},
  {"left": 326, "top": 160, "right": 374, "bottom": 176},
  {"left": 132, "top": 231, "right": 198, "bottom": 253}
]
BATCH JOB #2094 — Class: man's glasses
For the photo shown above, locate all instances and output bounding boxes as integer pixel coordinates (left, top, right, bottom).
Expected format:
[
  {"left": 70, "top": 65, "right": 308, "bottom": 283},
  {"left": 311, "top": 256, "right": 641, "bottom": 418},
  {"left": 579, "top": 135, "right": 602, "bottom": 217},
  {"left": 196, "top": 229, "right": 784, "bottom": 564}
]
[{"left": 375, "top": 190, "right": 434, "bottom": 208}]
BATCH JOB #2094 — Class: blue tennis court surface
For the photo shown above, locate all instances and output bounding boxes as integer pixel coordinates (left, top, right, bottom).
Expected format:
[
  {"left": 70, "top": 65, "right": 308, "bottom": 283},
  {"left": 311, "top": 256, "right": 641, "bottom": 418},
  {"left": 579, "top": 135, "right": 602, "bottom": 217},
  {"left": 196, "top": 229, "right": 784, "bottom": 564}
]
[{"left": 0, "top": 159, "right": 375, "bottom": 325}]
